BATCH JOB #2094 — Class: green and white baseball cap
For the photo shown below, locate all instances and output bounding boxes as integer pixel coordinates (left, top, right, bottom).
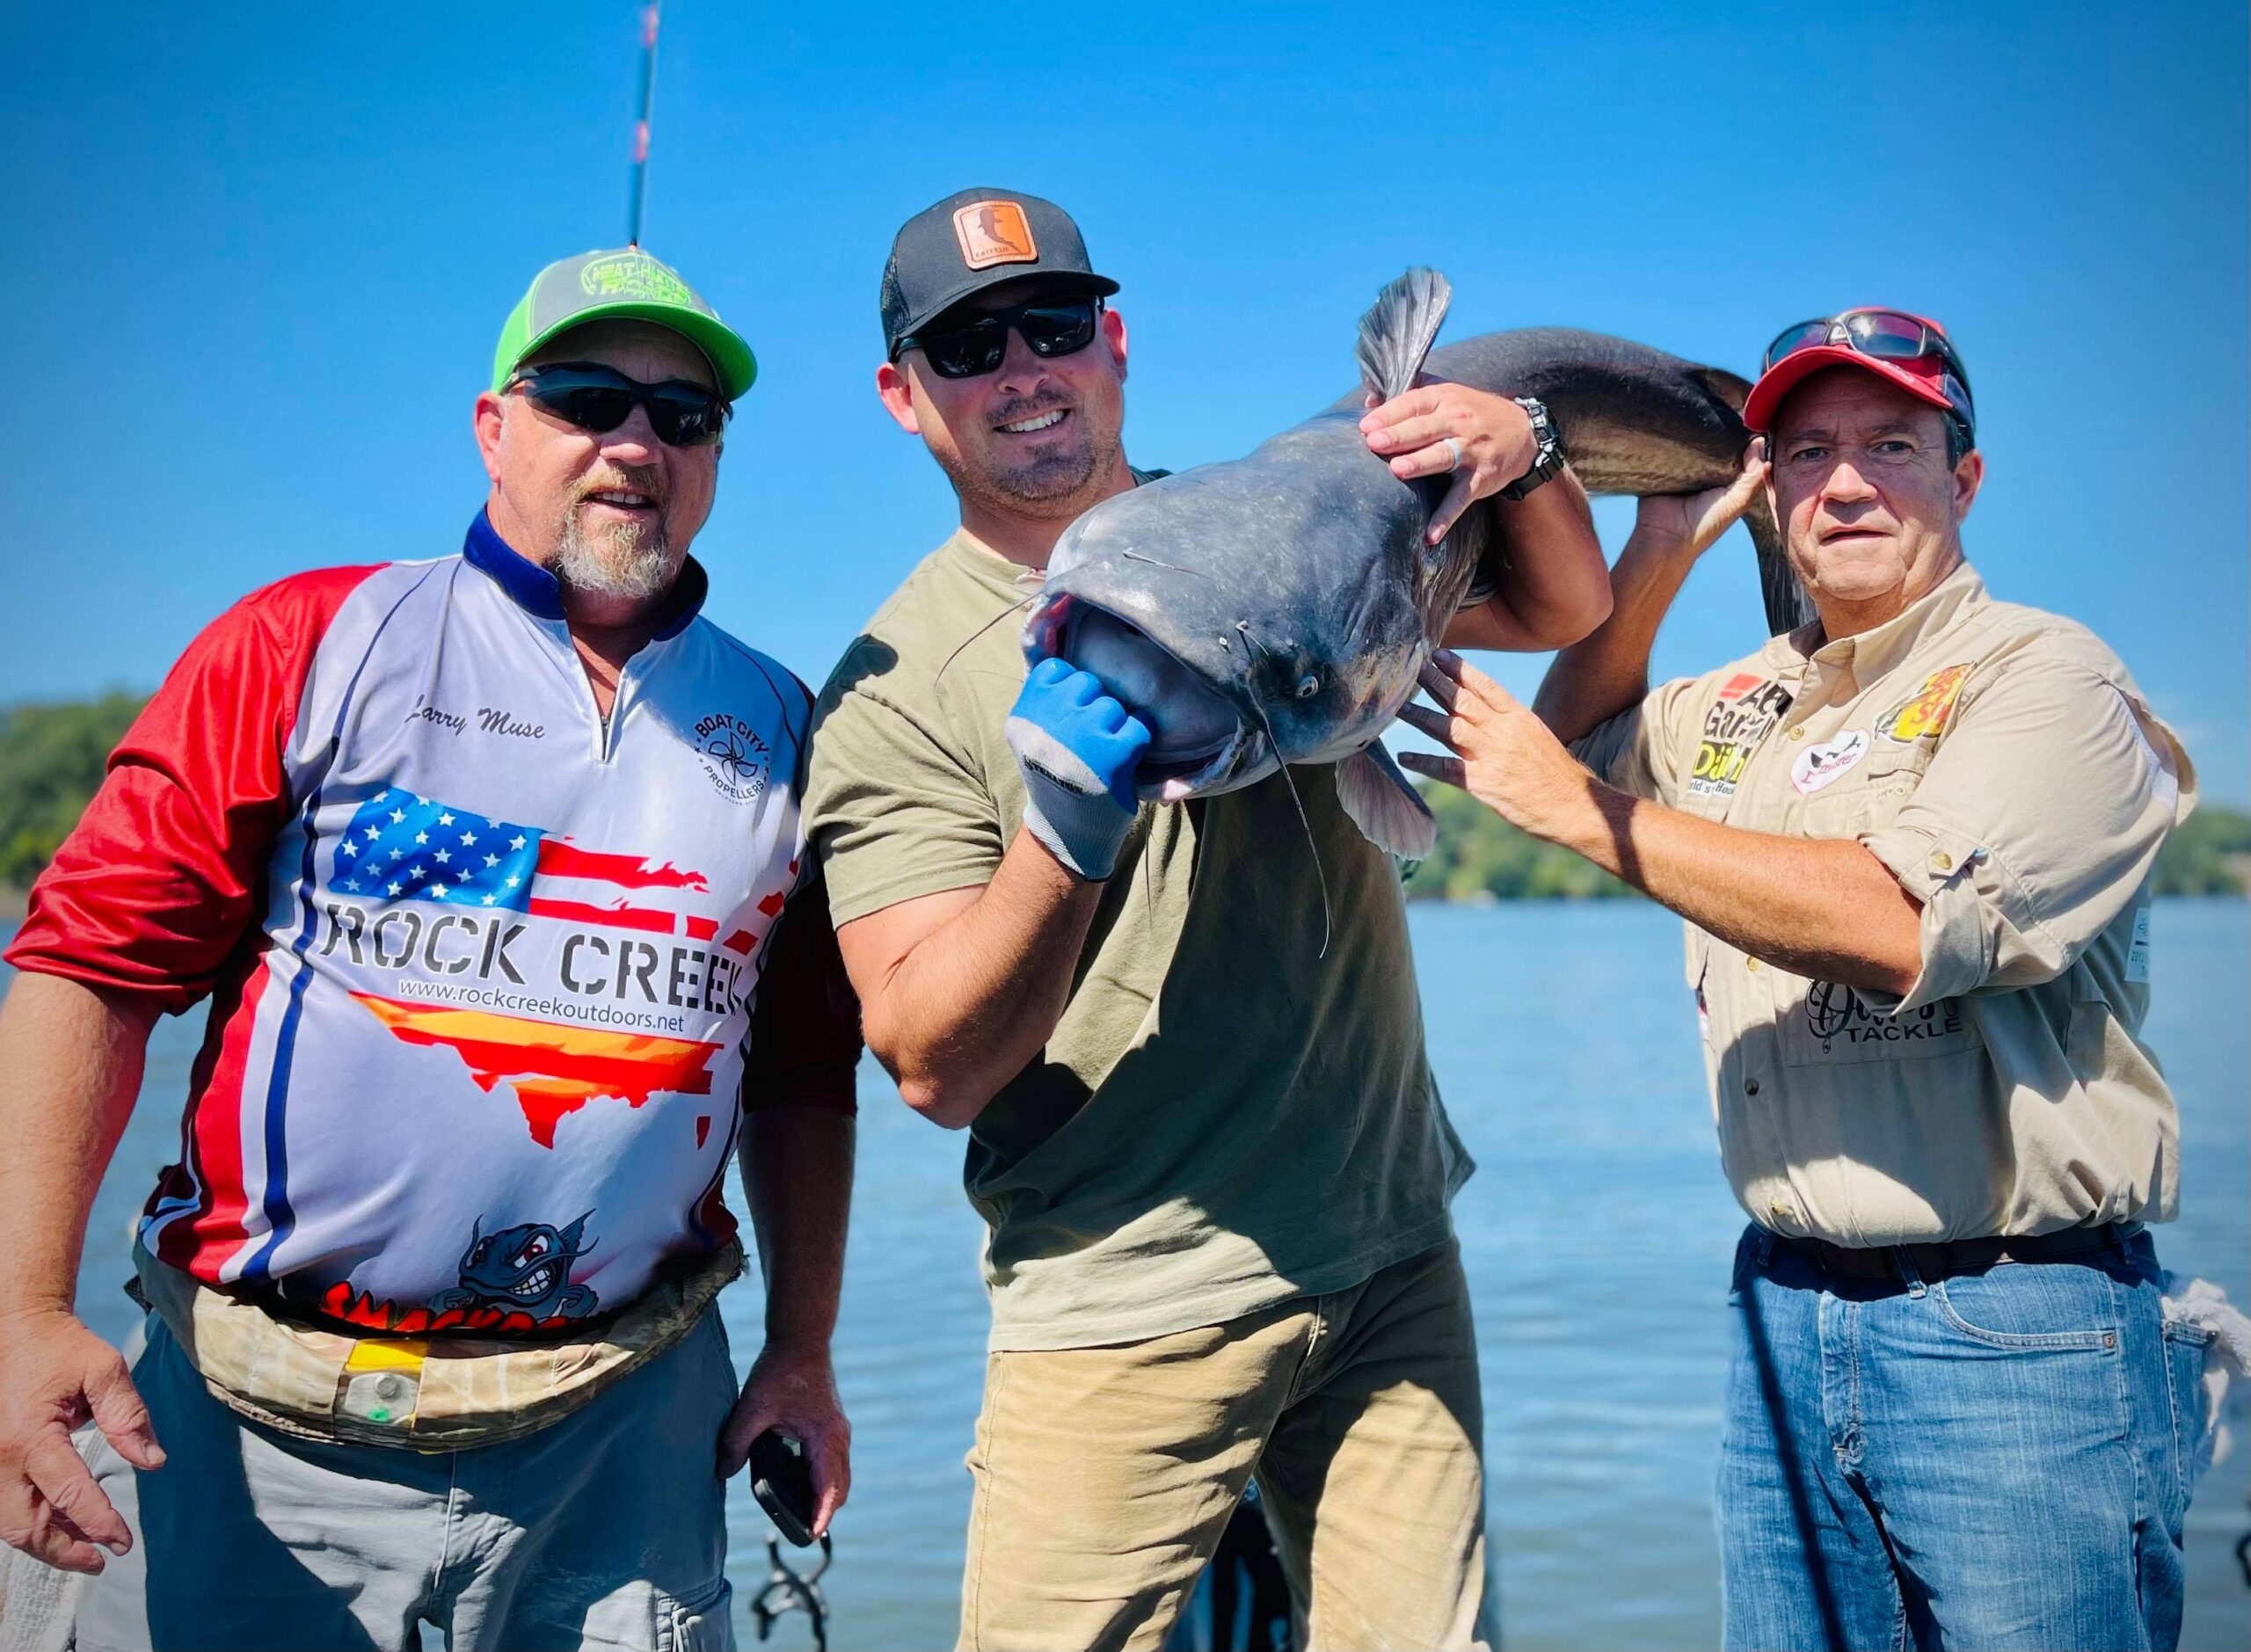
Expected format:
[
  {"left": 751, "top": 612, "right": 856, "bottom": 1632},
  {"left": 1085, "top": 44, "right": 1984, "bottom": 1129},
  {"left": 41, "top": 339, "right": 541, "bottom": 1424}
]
[{"left": 492, "top": 247, "right": 757, "bottom": 400}]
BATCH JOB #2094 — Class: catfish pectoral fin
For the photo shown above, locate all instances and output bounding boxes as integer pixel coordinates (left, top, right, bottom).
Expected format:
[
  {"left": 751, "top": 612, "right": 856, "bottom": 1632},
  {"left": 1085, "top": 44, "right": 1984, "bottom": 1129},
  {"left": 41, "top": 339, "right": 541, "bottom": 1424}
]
[{"left": 1335, "top": 743, "right": 1438, "bottom": 861}]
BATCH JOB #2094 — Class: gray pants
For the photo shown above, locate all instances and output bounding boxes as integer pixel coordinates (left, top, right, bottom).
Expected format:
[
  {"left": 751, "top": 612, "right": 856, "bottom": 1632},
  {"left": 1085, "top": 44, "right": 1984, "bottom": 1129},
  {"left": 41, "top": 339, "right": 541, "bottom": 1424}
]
[{"left": 73, "top": 1309, "right": 738, "bottom": 1652}]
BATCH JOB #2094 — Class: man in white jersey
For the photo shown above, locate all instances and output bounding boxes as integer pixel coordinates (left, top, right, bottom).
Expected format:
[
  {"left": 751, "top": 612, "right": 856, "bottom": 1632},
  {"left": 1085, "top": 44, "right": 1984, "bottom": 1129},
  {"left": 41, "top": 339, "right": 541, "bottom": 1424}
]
[{"left": 0, "top": 248, "right": 858, "bottom": 1649}]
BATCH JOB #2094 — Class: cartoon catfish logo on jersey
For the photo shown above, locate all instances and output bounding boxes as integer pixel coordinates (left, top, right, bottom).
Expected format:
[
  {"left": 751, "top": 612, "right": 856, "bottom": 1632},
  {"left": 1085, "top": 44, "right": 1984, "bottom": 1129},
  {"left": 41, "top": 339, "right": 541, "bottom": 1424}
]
[{"left": 428, "top": 1213, "right": 599, "bottom": 1321}]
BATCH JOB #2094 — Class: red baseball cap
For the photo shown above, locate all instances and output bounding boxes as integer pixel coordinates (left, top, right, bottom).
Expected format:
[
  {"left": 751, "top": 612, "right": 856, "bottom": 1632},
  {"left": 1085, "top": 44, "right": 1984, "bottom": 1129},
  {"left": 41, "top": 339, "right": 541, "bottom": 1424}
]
[{"left": 1743, "top": 308, "right": 1974, "bottom": 436}]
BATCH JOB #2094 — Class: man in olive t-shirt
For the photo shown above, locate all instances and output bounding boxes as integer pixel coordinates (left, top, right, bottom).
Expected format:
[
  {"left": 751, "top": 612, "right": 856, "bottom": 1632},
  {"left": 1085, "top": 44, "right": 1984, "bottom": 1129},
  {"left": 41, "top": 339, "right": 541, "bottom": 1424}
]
[{"left": 806, "top": 189, "right": 1614, "bottom": 1650}]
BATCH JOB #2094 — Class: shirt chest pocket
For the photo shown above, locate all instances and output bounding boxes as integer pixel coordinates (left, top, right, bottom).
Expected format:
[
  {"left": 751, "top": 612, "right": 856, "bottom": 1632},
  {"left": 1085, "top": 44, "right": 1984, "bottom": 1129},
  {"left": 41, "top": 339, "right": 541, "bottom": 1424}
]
[{"left": 1798, "top": 740, "right": 1935, "bottom": 840}]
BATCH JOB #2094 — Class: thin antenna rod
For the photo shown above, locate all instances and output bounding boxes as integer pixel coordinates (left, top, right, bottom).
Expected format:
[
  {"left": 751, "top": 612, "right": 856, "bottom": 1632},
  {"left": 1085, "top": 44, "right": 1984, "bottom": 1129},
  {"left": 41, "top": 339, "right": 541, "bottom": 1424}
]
[{"left": 626, "top": 3, "right": 661, "bottom": 246}]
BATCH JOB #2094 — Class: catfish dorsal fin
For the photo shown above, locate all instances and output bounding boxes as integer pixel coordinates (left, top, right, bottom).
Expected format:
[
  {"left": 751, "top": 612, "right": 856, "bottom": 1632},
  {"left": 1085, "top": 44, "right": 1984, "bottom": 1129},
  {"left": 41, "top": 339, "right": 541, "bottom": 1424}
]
[{"left": 1354, "top": 267, "right": 1453, "bottom": 403}]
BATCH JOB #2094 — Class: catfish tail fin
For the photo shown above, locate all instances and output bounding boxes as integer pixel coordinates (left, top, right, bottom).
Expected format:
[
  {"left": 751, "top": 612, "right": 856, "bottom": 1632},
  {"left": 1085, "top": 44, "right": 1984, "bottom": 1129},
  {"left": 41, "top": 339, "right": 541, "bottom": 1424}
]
[
  {"left": 1745, "top": 491, "right": 1817, "bottom": 636},
  {"left": 1355, "top": 267, "right": 1452, "bottom": 403}
]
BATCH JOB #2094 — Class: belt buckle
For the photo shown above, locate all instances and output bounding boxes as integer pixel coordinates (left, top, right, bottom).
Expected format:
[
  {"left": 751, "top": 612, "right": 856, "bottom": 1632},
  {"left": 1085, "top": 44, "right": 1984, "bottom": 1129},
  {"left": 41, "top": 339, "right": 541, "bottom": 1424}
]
[{"left": 1813, "top": 1239, "right": 1887, "bottom": 1279}]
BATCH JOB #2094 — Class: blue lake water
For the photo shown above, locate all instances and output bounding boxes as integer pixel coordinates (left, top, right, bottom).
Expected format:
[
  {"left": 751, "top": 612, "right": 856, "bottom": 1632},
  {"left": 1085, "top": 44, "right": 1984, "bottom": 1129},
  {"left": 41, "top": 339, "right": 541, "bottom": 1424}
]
[{"left": 41, "top": 899, "right": 2251, "bottom": 1649}]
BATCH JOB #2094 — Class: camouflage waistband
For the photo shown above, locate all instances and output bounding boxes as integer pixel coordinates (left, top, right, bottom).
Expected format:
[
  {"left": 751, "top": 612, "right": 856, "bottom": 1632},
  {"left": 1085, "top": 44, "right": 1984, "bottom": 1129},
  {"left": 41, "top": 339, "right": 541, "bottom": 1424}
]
[{"left": 130, "top": 1240, "right": 744, "bottom": 1452}]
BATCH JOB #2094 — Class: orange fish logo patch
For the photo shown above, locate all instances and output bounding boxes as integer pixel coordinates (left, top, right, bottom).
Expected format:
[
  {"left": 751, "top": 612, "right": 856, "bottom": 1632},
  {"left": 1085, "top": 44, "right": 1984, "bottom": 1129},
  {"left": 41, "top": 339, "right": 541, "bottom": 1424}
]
[
  {"left": 1876, "top": 663, "right": 1971, "bottom": 742},
  {"left": 953, "top": 200, "right": 1038, "bottom": 270}
]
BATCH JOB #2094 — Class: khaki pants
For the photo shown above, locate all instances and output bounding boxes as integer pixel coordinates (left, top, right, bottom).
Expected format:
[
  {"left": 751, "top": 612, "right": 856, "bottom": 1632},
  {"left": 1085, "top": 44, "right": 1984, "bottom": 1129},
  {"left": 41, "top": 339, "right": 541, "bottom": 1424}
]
[{"left": 959, "top": 1240, "right": 1487, "bottom": 1652}]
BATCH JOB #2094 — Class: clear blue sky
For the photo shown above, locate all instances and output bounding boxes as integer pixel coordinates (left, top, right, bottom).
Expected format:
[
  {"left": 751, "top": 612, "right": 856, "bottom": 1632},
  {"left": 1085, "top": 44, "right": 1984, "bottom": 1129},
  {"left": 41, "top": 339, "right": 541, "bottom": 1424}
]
[{"left": 5, "top": 3, "right": 2246, "bottom": 798}]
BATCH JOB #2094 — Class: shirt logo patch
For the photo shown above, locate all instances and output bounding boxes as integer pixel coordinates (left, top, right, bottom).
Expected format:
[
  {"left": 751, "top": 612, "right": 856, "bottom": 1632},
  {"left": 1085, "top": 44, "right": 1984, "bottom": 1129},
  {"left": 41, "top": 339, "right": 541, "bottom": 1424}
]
[
  {"left": 1688, "top": 739, "right": 1752, "bottom": 797},
  {"left": 1792, "top": 729, "right": 1870, "bottom": 795},
  {"left": 1703, "top": 678, "right": 1793, "bottom": 747},
  {"left": 1803, "top": 980, "right": 1972, "bottom": 1057},
  {"left": 693, "top": 712, "right": 773, "bottom": 804},
  {"left": 1692, "top": 677, "right": 1793, "bottom": 797},
  {"left": 952, "top": 200, "right": 1039, "bottom": 270},
  {"left": 2127, "top": 907, "right": 2152, "bottom": 984},
  {"left": 1875, "top": 663, "right": 1971, "bottom": 742}
]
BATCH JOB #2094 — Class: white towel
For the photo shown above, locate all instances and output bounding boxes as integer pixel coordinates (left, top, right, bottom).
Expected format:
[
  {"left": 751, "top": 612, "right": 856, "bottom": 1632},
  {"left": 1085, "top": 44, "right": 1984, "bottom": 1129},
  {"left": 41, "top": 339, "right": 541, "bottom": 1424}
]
[
  {"left": 0, "top": 1544, "right": 80, "bottom": 1652},
  {"left": 2161, "top": 1272, "right": 2251, "bottom": 1481}
]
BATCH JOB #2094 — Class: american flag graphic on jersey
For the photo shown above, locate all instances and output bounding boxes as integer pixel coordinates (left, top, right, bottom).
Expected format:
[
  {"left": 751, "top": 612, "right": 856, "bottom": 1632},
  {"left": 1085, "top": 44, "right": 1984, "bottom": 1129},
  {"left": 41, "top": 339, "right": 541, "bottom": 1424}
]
[
  {"left": 336, "top": 788, "right": 722, "bottom": 937},
  {"left": 330, "top": 789, "right": 754, "bottom": 1145}
]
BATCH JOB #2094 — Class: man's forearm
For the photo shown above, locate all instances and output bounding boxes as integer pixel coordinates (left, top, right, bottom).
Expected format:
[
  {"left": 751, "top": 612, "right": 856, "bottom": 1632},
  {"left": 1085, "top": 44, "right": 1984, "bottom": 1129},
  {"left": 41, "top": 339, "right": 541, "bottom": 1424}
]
[
  {"left": 739, "top": 1104, "right": 855, "bottom": 1355},
  {"left": 1446, "top": 473, "right": 1611, "bottom": 651},
  {"left": 0, "top": 974, "right": 156, "bottom": 1321},
  {"left": 1532, "top": 530, "right": 1700, "bottom": 744},
  {"left": 1548, "top": 783, "right": 1923, "bottom": 993},
  {"left": 1488, "top": 472, "right": 1612, "bottom": 645},
  {"left": 863, "top": 830, "right": 1104, "bottom": 1127}
]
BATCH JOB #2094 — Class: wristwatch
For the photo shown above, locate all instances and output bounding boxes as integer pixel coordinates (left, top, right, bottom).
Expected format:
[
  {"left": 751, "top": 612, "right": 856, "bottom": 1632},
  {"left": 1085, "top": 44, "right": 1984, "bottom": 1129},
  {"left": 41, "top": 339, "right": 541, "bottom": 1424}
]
[{"left": 1497, "top": 396, "right": 1567, "bottom": 501}]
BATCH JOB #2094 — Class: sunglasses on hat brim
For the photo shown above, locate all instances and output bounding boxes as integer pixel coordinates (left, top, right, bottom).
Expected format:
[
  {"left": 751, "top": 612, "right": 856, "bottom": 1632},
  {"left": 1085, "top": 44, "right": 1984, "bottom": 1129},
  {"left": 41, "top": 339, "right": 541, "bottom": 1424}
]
[
  {"left": 892, "top": 297, "right": 1103, "bottom": 380},
  {"left": 506, "top": 362, "right": 731, "bottom": 448},
  {"left": 1761, "top": 309, "right": 1976, "bottom": 429}
]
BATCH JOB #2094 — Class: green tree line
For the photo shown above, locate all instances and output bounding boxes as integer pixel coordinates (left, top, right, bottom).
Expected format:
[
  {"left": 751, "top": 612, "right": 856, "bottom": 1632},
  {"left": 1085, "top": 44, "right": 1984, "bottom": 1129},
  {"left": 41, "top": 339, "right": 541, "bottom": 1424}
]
[
  {"left": 2, "top": 695, "right": 2246, "bottom": 901},
  {"left": 1406, "top": 775, "right": 2251, "bottom": 901},
  {"left": 0, "top": 695, "right": 149, "bottom": 888}
]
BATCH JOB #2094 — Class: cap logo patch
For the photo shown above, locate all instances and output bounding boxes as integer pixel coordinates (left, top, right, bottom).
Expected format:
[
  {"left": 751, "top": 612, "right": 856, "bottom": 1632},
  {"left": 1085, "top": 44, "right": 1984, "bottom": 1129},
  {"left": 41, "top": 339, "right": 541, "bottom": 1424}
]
[
  {"left": 578, "top": 252, "right": 700, "bottom": 311},
  {"left": 953, "top": 200, "right": 1038, "bottom": 271}
]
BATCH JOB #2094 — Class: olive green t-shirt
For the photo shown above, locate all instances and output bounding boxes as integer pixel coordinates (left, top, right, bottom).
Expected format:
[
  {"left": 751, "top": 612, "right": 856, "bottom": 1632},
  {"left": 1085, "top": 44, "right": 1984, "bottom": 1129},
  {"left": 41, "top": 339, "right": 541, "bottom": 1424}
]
[{"left": 805, "top": 528, "right": 1469, "bottom": 1350}]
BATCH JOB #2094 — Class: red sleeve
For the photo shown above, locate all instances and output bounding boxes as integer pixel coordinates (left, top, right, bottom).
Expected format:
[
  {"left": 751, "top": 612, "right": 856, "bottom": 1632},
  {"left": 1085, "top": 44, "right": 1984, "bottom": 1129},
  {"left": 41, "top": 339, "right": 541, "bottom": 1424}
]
[
  {"left": 739, "top": 859, "right": 863, "bottom": 1117},
  {"left": 4, "top": 566, "right": 381, "bottom": 1013}
]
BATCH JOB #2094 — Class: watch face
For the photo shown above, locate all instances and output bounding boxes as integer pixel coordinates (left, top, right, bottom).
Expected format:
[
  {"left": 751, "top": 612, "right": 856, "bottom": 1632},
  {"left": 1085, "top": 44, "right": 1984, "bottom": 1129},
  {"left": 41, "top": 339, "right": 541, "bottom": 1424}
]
[
  {"left": 1499, "top": 397, "right": 1564, "bottom": 500},
  {"left": 1514, "top": 397, "right": 1559, "bottom": 447}
]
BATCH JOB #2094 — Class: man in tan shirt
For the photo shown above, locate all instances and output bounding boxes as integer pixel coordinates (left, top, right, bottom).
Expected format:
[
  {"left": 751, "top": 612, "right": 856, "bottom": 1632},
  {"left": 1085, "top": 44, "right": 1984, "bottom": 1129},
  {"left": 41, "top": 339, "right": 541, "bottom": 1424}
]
[{"left": 1397, "top": 310, "right": 2204, "bottom": 1650}]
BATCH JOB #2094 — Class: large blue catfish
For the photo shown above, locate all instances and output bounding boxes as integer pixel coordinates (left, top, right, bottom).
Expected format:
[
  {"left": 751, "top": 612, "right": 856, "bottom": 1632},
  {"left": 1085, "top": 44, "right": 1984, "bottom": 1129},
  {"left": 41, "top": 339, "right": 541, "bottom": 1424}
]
[{"left": 1020, "top": 269, "right": 1803, "bottom": 860}]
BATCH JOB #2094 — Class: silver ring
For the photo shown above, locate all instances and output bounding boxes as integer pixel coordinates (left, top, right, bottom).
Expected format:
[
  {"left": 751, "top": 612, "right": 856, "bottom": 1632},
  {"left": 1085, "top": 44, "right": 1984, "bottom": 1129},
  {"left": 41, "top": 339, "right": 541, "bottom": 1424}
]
[{"left": 1441, "top": 436, "right": 1465, "bottom": 473}]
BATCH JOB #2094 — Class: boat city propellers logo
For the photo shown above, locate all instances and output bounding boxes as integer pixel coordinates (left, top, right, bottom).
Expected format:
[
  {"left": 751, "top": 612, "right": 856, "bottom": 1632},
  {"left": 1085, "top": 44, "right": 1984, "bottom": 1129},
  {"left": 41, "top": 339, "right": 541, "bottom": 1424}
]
[{"left": 694, "top": 712, "right": 771, "bottom": 803}]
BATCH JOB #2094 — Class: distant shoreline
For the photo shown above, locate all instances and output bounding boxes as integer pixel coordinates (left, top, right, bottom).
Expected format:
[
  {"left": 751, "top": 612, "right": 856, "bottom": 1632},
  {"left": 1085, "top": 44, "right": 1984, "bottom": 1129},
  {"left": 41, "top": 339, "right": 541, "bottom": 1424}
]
[
  {"left": 4, "top": 695, "right": 2247, "bottom": 906},
  {"left": 3, "top": 884, "right": 2241, "bottom": 926}
]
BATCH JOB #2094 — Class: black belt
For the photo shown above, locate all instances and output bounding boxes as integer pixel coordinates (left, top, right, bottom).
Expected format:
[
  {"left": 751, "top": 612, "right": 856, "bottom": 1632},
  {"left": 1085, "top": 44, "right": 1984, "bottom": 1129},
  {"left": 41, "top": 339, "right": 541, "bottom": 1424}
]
[{"left": 1776, "top": 1221, "right": 2138, "bottom": 1284}]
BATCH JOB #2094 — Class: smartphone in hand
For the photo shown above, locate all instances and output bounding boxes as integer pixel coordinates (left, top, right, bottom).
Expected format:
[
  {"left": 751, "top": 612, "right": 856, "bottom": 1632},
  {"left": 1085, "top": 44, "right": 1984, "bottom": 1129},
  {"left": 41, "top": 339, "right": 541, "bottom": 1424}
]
[{"left": 749, "top": 1429, "right": 819, "bottom": 1547}]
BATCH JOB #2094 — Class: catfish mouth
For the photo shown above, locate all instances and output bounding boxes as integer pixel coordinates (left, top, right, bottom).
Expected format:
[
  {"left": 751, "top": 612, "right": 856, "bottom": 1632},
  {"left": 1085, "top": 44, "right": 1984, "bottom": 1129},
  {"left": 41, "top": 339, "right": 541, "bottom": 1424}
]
[
  {"left": 507, "top": 1261, "right": 561, "bottom": 1301},
  {"left": 1026, "top": 592, "right": 1268, "bottom": 800}
]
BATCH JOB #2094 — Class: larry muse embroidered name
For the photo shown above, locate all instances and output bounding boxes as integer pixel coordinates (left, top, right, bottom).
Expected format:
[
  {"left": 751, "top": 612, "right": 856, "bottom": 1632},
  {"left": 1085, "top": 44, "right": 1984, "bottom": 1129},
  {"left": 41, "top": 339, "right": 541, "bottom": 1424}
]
[
  {"left": 404, "top": 704, "right": 546, "bottom": 739},
  {"left": 478, "top": 706, "right": 545, "bottom": 739}
]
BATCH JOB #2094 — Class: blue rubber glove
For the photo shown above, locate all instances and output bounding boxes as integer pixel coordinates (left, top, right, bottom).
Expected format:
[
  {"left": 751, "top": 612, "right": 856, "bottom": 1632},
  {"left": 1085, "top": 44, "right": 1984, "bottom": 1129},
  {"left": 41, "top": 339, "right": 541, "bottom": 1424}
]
[{"left": 1006, "top": 657, "right": 1152, "bottom": 880}]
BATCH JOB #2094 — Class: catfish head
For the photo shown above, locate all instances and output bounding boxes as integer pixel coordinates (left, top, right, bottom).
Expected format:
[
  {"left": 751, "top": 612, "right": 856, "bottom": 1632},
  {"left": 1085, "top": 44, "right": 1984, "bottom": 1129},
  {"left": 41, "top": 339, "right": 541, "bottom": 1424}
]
[
  {"left": 1025, "top": 424, "right": 1446, "bottom": 803},
  {"left": 1024, "top": 268, "right": 1474, "bottom": 831}
]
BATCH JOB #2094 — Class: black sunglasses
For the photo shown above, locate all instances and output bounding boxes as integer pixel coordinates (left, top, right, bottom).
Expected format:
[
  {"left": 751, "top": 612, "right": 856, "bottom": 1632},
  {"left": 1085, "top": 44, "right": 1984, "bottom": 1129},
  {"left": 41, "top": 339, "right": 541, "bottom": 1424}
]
[
  {"left": 506, "top": 362, "right": 731, "bottom": 448},
  {"left": 892, "top": 297, "right": 1102, "bottom": 379}
]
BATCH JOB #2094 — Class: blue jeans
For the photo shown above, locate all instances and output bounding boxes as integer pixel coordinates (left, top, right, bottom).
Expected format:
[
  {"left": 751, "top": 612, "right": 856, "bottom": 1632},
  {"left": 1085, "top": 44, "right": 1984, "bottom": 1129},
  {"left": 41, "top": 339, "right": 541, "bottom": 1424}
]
[{"left": 1716, "top": 1224, "right": 2206, "bottom": 1652}]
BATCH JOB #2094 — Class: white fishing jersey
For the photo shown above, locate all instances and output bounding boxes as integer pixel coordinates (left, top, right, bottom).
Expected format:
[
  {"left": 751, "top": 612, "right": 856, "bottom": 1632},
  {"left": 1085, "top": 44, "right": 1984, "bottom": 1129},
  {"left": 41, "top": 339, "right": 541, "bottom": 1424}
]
[{"left": 11, "top": 513, "right": 857, "bottom": 1334}]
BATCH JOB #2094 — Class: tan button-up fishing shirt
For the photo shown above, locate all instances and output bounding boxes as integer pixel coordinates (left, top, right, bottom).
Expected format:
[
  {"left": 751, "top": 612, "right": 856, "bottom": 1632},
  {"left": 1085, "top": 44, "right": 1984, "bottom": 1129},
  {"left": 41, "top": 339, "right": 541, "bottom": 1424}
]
[{"left": 1574, "top": 563, "right": 2196, "bottom": 1246}]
